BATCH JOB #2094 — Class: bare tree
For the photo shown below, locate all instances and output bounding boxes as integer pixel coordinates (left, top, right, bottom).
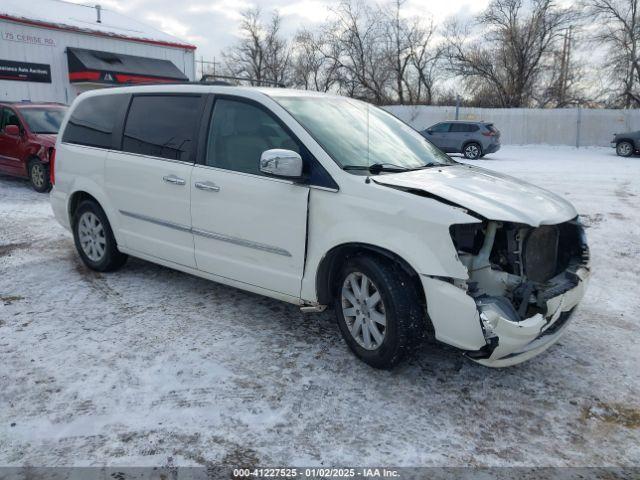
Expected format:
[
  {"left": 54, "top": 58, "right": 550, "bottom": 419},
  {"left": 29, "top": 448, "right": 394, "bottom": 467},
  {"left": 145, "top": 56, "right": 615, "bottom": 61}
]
[
  {"left": 221, "top": 8, "right": 290, "bottom": 86},
  {"left": 536, "top": 26, "right": 591, "bottom": 107},
  {"left": 587, "top": 0, "right": 640, "bottom": 107},
  {"left": 324, "top": 0, "right": 391, "bottom": 103},
  {"left": 444, "top": 0, "right": 574, "bottom": 107},
  {"left": 290, "top": 29, "right": 341, "bottom": 92},
  {"left": 381, "top": 0, "right": 441, "bottom": 104},
  {"left": 408, "top": 19, "right": 440, "bottom": 104},
  {"left": 382, "top": 0, "right": 413, "bottom": 103}
]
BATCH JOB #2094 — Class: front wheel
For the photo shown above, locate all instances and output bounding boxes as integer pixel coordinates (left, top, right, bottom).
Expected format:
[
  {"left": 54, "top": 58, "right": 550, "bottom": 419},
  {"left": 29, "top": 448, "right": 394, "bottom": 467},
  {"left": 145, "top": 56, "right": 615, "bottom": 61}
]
[
  {"left": 72, "top": 200, "right": 128, "bottom": 272},
  {"left": 334, "top": 255, "right": 425, "bottom": 369},
  {"left": 463, "top": 143, "right": 482, "bottom": 160},
  {"left": 28, "top": 159, "right": 51, "bottom": 193},
  {"left": 616, "top": 141, "right": 634, "bottom": 157}
]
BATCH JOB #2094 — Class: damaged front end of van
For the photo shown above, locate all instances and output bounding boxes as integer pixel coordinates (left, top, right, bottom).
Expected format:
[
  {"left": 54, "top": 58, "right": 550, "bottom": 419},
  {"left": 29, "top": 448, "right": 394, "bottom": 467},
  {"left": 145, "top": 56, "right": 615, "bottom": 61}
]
[
  {"left": 450, "top": 217, "right": 590, "bottom": 366},
  {"left": 374, "top": 165, "right": 591, "bottom": 367}
]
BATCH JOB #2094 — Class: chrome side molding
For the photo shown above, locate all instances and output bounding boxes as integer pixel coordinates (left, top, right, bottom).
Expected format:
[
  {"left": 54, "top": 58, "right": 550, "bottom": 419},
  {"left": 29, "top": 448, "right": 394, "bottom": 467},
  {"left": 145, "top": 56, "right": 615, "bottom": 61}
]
[
  {"left": 119, "top": 210, "right": 191, "bottom": 232},
  {"left": 119, "top": 210, "right": 291, "bottom": 257}
]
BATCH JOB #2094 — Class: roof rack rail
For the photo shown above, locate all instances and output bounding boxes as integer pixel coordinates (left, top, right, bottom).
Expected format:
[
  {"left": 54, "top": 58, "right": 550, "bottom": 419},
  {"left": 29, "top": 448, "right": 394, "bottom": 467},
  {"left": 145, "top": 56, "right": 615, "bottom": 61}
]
[{"left": 200, "top": 74, "right": 285, "bottom": 88}]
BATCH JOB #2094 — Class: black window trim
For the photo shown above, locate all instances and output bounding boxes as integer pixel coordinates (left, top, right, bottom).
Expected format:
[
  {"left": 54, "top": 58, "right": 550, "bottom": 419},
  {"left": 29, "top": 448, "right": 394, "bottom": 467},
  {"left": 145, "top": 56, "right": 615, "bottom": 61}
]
[
  {"left": 197, "top": 93, "right": 338, "bottom": 190},
  {"left": 61, "top": 93, "right": 130, "bottom": 150},
  {"left": 118, "top": 92, "right": 208, "bottom": 164}
]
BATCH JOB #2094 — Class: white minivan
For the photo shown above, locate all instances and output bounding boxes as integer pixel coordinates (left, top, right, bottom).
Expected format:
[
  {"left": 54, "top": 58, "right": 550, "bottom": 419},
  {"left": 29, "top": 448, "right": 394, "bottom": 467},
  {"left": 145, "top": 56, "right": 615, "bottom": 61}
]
[{"left": 51, "top": 85, "right": 590, "bottom": 368}]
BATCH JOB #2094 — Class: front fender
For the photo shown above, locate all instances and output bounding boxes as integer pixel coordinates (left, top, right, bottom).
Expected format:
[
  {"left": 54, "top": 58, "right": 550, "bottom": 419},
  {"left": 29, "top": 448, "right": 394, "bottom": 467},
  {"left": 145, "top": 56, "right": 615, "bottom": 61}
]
[{"left": 301, "top": 182, "right": 479, "bottom": 302}]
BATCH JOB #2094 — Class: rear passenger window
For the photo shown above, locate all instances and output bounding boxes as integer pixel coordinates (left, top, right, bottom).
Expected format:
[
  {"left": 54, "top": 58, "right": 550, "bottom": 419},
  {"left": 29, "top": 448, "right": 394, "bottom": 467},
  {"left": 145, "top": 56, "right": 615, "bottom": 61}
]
[
  {"left": 450, "top": 123, "right": 474, "bottom": 133},
  {"left": 122, "top": 95, "right": 202, "bottom": 162},
  {"left": 62, "top": 95, "right": 128, "bottom": 148}
]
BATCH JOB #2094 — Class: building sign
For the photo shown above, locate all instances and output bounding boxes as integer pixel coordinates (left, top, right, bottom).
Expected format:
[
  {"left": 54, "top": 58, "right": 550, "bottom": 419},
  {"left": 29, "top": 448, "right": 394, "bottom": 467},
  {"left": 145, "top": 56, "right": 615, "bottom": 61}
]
[
  {"left": 0, "top": 59, "right": 52, "bottom": 83},
  {"left": 1, "top": 31, "right": 56, "bottom": 46}
]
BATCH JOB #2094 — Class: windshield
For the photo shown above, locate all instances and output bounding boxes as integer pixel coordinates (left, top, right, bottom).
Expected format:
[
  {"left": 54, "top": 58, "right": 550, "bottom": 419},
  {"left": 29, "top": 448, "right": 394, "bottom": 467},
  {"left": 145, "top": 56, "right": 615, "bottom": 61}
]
[
  {"left": 276, "top": 96, "right": 455, "bottom": 172},
  {"left": 19, "top": 108, "right": 66, "bottom": 134}
]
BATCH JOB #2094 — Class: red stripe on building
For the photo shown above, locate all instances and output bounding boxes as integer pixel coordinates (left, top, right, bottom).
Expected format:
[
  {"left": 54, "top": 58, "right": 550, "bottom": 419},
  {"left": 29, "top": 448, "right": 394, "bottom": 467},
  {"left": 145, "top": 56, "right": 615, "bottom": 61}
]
[{"left": 68, "top": 71, "right": 101, "bottom": 82}]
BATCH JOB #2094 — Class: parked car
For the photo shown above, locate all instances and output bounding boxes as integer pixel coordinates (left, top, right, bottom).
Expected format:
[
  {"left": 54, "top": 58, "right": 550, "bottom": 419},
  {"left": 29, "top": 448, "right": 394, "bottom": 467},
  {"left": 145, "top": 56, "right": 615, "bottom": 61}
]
[
  {"left": 51, "top": 86, "right": 590, "bottom": 369},
  {"left": 611, "top": 130, "right": 640, "bottom": 157},
  {"left": 420, "top": 121, "right": 501, "bottom": 159},
  {"left": 0, "top": 102, "right": 67, "bottom": 192}
]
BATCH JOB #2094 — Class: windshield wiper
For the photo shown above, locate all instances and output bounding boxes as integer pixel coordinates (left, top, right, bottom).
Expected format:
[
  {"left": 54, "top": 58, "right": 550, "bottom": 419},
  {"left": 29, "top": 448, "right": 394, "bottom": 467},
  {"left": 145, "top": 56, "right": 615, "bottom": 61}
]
[
  {"left": 407, "top": 162, "right": 447, "bottom": 170},
  {"left": 343, "top": 163, "right": 410, "bottom": 174}
]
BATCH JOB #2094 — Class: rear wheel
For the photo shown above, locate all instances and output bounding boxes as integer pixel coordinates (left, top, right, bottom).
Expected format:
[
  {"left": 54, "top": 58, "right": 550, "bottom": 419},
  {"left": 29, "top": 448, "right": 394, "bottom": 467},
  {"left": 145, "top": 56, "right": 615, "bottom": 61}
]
[
  {"left": 463, "top": 142, "right": 482, "bottom": 160},
  {"left": 72, "top": 200, "right": 128, "bottom": 272},
  {"left": 28, "top": 159, "right": 50, "bottom": 193},
  {"left": 334, "top": 255, "right": 425, "bottom": 369},
  {"left": 616, "top": 141, "right": 634, "bottom": 157}
]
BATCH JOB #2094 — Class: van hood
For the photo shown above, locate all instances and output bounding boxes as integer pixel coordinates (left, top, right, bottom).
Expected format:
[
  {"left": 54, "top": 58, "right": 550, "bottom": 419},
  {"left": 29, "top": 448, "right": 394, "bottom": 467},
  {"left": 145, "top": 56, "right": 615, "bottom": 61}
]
[{"left": 373, "top": 165, "right": 577, "bottom": 226}]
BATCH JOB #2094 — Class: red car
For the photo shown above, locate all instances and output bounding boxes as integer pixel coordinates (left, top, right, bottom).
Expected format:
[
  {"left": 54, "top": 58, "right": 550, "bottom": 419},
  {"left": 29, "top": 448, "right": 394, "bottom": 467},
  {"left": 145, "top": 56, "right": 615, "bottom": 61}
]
[{"left": 0, "top": 102, "right": 67, "bottom": 192}]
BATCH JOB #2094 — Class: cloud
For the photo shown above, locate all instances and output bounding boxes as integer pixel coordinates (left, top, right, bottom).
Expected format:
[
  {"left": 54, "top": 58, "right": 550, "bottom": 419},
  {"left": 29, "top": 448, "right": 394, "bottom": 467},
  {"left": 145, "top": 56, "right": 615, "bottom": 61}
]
[
  {"left": 188, "top": 0, "right": 254, "bottom": 21},
  {"left": 144, "top": 12, "right": 206, "bottom": 44},
  {"left": 278, "top": 0, "right": 333, "bottom": 23}
]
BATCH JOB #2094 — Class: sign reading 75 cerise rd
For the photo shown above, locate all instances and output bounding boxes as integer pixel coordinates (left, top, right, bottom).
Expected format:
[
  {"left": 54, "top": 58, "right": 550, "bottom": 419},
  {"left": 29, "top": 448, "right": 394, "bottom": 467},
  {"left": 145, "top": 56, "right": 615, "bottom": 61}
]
[{"left": 1, "top": 31, "right": 56, "bottom": 46}]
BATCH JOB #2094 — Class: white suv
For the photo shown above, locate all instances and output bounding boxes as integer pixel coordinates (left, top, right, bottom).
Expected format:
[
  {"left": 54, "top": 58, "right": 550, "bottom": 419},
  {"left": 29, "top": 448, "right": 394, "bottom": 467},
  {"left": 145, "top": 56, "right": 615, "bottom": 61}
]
[{"left": 51, "top": 85, "right": 590, "bottom": 368}]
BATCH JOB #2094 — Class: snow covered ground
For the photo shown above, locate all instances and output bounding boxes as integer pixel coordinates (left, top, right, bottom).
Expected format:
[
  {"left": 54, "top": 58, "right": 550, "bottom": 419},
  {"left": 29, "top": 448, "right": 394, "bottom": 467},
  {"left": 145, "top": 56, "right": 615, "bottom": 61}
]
[{"left": 1, "top": 145, "right": 639, "bottom": 468}]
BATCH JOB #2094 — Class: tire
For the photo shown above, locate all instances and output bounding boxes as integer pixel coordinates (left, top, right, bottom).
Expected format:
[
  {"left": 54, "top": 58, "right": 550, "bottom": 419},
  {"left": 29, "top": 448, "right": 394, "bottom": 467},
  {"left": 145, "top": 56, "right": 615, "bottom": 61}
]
[
  {"left": 463, "top": 142, "right": 482, "bottom": 160},
  {"left": 616, "top": 141, "right": 634, "bottom": 157},
  {"left": 72, "top": 200, "right": 128, "bottom": 272},
  {"left": 333, "top": 255, "right": 425, "bottom": 369},
  {"left": 28, "top": 158, "right": 51, "bottom": 193}
]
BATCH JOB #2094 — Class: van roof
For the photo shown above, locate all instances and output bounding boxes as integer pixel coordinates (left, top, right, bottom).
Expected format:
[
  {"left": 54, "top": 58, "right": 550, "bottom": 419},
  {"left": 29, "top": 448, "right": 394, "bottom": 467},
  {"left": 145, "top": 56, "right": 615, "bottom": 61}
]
[{"left": 70, "top": 84, "right": 350, "bottom": 102}]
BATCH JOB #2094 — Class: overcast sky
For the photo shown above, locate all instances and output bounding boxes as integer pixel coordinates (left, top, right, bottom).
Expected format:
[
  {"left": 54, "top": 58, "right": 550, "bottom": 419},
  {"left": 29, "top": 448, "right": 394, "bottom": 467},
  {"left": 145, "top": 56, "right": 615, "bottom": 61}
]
[{"left": 68, "top": 0, "right": 489, "bottom": 60}]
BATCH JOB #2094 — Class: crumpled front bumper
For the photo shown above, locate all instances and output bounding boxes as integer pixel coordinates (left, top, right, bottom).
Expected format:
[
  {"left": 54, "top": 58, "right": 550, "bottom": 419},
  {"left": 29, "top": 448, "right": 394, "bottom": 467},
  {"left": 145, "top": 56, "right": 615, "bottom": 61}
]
[{"left": 471, "top": 266, "right": 590, "bottom": 367}]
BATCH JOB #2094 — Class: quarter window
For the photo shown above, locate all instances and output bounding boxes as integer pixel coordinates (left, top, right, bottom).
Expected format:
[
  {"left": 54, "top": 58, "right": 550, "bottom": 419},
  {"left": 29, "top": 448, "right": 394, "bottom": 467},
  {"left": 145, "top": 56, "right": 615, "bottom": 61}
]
[
  {"left": 206, "top": 98, "right": 301, "bottom": 176},
  {"left": 62, "top": 94, "right": 128, "bottom": 149},
  {"left": 122, "top": 95, "right": 202, "bottom": 162}
]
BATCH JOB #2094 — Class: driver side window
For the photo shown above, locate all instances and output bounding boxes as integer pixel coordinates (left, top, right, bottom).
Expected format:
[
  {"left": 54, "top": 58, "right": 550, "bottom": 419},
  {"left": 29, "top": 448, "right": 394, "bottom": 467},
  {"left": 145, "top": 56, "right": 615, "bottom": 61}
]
[{"left": 206, "top": 98, "right": 300, "bottom": 176}]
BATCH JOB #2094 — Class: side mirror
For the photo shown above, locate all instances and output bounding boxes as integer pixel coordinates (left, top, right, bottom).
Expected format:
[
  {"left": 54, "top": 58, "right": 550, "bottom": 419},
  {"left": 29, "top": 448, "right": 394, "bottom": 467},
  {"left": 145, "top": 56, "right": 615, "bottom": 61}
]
[
  {"left": 425, "top": 129, "right": 433, "bottom": 135},
  {"left": 260, "top": 149, "right": 303, "bottom": 179},
  {"left": 4, "top": 125, "right": 20, "bottom": 136}
]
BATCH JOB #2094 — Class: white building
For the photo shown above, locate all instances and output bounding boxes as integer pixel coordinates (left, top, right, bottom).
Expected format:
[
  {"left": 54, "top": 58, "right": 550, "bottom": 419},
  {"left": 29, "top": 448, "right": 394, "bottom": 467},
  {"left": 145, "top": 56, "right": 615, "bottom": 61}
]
[{"left": 0, "top": 0, "right": 196, "bottom": 104}]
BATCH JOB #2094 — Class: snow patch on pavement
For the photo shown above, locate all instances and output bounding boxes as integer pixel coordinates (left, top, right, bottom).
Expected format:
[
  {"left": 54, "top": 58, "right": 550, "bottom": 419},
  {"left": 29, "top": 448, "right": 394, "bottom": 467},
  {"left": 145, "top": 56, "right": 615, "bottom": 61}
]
[{"left": 1, "top": 146, "right": 639, "bottom": 467}]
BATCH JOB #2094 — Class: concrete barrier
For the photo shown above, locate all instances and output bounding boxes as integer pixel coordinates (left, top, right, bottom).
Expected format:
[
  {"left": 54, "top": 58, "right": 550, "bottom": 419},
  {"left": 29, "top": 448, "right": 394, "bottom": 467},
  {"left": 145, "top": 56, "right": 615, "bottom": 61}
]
[{"left": 383, "top": 105, "right": 640, "bottom": 147}]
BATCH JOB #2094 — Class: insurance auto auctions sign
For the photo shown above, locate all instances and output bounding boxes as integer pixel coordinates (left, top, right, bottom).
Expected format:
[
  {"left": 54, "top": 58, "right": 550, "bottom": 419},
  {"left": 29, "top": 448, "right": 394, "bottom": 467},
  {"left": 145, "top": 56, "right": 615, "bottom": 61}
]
[{"left": 0, "top": 59, "right": 51, "bottom": 83}]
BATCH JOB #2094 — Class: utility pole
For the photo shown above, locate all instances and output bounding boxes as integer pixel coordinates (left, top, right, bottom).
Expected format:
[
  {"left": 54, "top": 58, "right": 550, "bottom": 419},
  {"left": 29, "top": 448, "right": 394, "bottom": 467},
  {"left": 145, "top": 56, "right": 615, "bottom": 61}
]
[
  {"left": 558, "top": 27, "right": 572, "bottom": 107},
  {"left": 455, "top": 95, "right": 460, "bottom": 120}
]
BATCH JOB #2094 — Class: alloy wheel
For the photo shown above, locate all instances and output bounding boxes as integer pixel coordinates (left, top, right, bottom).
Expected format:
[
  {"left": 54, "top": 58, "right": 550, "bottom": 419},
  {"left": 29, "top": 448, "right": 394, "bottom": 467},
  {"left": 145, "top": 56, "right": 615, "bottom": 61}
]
[
  {"left": 30, "top": 163, "right": 46, "bottom": 189},
  {"left": 464, "top": 144, "right": 480, "bottom": 159},
  {"left": 78, "top": 212, "right": 107, "bottom": 262},
  {"left": 341, "top": 272, "right": 387, "bottom": 350},
  {"left": 617, "top": 142, "right": 633, "bottom": 156}
]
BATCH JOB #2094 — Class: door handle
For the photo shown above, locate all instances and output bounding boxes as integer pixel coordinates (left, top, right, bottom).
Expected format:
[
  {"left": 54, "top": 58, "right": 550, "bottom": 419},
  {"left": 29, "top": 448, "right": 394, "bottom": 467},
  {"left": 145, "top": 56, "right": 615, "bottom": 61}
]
[
  {"left": 163, "top": 175, "right": 186, "bottom": 185},
  {"left": 195, "top": 181, "right": 221, "bottom": 192}
]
